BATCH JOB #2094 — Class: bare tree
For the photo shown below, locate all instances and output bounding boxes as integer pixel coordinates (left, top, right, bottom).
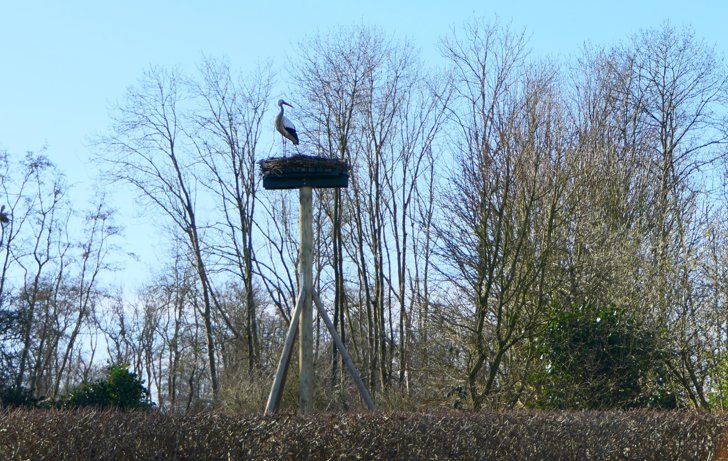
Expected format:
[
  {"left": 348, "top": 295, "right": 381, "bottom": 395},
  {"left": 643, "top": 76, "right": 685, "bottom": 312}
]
[
  {"left": 438, "top": 18, "right": 567, "bottom": 409},
  {"left": 98, "top": 66, "right": 221, "bottom": 400},
  {"left": 384, "top": 74, "right": 449, "bottom": 393},
  {"left": 290, "top": 26, "right": 449, "bottom": 399},
  {"left": 191, "top": 58, "right": 272, "bottom": 375},
  {"left": 11, "top": 154, "right": 69, "bottom": 393},
  {"left": 620, "top": 24, "right": 727, "bottom": 408},
  {"left": 51, "top": 200, "right": 118, "bottom": 398},
  {"left": 0, "top": 152, "right": 118, "bottom": 399},
  {"left": 291, "top": 27, "right": 381, "bottom": 391}
]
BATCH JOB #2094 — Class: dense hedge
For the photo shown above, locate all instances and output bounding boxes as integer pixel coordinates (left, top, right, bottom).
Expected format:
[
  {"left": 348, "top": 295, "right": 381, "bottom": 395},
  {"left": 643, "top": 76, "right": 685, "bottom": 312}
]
[{"left": 2, "top": 409, "right": 728, "bottom": 460}]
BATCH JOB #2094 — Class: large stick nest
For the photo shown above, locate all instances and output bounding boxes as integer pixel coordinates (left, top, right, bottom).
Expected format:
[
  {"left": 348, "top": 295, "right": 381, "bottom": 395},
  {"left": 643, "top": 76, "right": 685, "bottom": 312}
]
[{"left": 259, "top": 155, "right": 350, "bottom": 176}]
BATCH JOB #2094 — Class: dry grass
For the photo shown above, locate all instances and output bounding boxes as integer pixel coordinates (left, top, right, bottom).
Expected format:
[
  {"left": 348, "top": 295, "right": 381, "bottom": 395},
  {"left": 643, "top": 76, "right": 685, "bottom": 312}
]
[{"left": 1, "top": 408, "right": 728, "bottom": 460}]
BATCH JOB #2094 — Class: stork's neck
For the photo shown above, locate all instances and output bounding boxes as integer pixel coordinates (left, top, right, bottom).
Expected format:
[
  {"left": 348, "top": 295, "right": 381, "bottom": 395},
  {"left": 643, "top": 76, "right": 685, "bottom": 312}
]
[{"left": 278, "top": 104, "right": 285, "bottom": 116}]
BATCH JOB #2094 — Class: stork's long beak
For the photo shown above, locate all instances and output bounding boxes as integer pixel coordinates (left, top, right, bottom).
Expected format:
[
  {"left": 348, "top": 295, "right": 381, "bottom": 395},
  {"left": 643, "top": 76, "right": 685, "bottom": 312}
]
[{"left": 282, "top": 101, "right": 294, "bottom": 108}]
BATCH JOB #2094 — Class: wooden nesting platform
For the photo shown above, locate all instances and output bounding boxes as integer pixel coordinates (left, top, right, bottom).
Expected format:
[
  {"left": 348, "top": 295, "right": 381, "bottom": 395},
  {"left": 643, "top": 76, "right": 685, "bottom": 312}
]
[{"left": 259, "top": 155, "right": 350, "bottom": 190}]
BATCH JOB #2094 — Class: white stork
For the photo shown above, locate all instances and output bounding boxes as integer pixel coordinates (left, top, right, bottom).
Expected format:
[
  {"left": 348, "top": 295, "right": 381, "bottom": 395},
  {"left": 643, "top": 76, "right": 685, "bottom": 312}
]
[{"left": 275, "top": 99, "right": 299, "bottom": 155}]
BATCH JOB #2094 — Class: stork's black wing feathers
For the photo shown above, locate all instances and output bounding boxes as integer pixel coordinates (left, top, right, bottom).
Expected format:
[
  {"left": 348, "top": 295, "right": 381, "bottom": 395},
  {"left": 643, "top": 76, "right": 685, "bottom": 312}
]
[{"left": 286, "top": 127, "right": 299, "bottom": 145}]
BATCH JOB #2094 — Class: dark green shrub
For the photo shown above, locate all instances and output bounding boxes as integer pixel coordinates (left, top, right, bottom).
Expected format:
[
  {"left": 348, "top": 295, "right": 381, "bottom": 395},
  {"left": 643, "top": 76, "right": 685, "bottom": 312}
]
[
  {"left": 534, "top": 303, "right": 675, "bottom": 409},
  {"left": 65, "top": 363, "right": 152, "bottom": 409},
  {"left": 0, "top": 383, "right": 38, "bottom": 407}
]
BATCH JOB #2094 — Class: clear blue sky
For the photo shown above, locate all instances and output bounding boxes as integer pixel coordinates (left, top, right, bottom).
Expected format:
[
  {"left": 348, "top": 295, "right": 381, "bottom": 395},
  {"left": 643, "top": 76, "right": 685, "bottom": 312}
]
[{"left": 0, "top": 0, "right": 725, "bottom": 286}]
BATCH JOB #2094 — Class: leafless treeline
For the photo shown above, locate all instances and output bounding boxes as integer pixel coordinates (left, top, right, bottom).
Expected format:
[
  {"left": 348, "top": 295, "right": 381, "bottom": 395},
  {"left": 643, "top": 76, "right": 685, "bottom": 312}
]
[
  {"left": 2, "top": 18, "right": 728, "bottom": 412},
  {"left": 0, "top": 152, "right": 116, "bottom": 400}
]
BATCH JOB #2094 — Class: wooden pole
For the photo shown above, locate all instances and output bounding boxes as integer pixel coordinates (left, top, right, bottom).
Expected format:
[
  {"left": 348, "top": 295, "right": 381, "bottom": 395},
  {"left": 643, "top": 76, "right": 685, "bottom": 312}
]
[
  {"left": 264, "top": 291, "right": 304, "bottom": 415},
  {"left": 299, "top": 186, "right": 314, "bottom": 411},
  {"left": 313, "top": 292, "right": 375, "bottom": 410}
]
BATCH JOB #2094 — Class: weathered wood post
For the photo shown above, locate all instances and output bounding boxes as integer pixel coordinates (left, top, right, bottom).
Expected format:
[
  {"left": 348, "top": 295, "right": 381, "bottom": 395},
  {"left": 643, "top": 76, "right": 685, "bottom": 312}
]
[
  {"left": 298, "top": 186, "right": 313, "bottom": 411},
  {"left": 262, "top": 155, "right": 371, "bottom": 414}
]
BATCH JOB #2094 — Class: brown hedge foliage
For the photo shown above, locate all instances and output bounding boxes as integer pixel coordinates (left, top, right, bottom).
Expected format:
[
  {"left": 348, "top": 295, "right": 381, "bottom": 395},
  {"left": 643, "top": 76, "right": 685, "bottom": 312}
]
[{"left": 1, "top": 409, "right": 728, "bottom": 460}]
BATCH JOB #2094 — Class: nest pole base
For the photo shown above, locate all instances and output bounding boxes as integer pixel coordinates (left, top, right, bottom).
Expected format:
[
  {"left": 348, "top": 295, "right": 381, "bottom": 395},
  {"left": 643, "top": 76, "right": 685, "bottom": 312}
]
[{"left": 260, "top": 155, "right": 354, "bottom": 414}]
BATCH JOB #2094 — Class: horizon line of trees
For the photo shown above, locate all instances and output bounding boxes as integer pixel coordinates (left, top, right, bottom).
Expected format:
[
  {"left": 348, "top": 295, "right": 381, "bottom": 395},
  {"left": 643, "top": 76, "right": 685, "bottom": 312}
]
[{"left": 2, "top": 17, "right": 728, "bottom": 412}]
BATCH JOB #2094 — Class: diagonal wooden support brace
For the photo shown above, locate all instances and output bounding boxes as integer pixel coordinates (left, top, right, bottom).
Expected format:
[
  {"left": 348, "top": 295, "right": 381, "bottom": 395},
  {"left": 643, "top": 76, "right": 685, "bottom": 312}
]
[
  {"left": 313, "top": 291, "right": 375, "bottom": 411},
  {"left": 265, "top": 289, "right": 375, "bottom": 413},
  {"left": 265, "top": 291, "right": 305, "bottom": 415}
]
